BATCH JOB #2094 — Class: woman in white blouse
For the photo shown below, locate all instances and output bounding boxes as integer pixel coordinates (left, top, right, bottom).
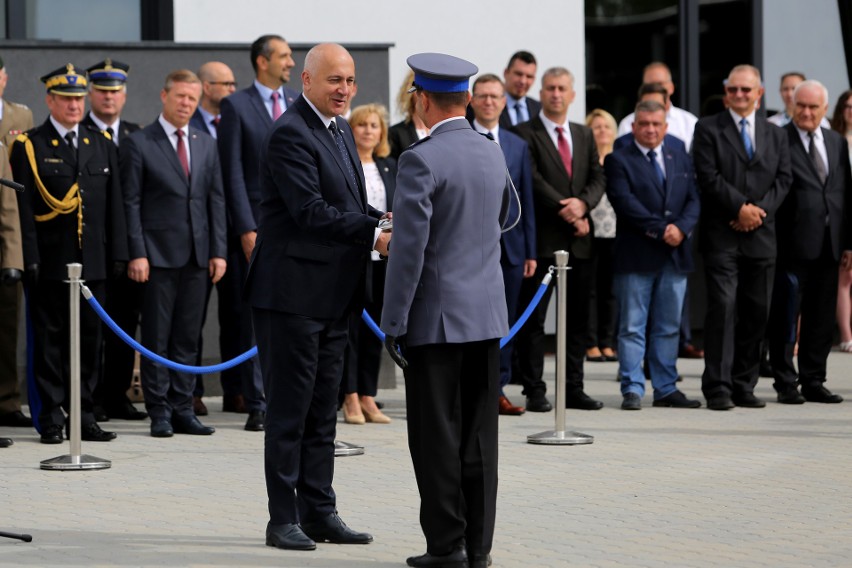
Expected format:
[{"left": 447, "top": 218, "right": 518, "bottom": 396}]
[{"left": 341, "top": 104, "right": 397, "bottom": 423}]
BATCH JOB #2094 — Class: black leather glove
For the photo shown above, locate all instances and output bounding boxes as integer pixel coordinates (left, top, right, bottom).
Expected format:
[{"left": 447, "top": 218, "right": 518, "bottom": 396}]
[
  {"left": 23, "top": 264, "right": 38, "bottom": 287},
  {"left": 384, "top": 335, "right": 408, "bottom": 369},
  {"left": 0, "top": 268, "right": 22, "bottom": 286},
  {"left": 112, "top": 261, "right": 127, "bottom": 279}
]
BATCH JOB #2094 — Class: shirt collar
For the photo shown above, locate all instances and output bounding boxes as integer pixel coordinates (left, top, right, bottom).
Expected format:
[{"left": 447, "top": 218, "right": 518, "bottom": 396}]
[
  {"left": 88, "top": 112, "right": 119, "bottom": 133},
  {"left": 729, "top": 108, "right": 756, "bottom": 127},
  {"left": 505, "top": 93, "right": 525, "bottom": 109},
  {"left": 539, "top": 111, "right": 569, "bottom": 134},
  {"left": 158, "top": 114, "right": 189, "bottom": 138},
  {"left": 472, "top": 119, "right": 500, "bottom": 141},
  {"left": 303, "top": 95, "right": 336, "bottom": 129},
  {"left": 49, "top": 115, "right": 78, "bottom": 139},
  {"left": 794, "top": 123, "right": 823, "bottom": 143},
  {"left": 634, "top": 140, "right": 664, "bottom": 155},
  {"left": 254, "top": 80, "right": 282, "bottom": 103},
  {"left": 197, "top": 105, "right": 218, "bottom": 125}
]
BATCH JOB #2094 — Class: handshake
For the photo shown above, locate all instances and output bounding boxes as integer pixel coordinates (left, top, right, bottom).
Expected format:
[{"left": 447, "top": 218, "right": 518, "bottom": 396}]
[{"left": 375, "top": 213, "right": 393, "bottom": 257}]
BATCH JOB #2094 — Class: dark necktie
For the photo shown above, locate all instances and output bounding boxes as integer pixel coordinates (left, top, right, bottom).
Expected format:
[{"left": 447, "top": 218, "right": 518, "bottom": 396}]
[
  {"left": 175, "top": 129, "right": 190, "bottom": 179},
  {"left": 211, "top": 116, "right": 220, "bottom": 131},
  {"left": 647, "top": 150, "right": 665, "bottom": 188},
  {"left": 808, "top": 131, "right": 827, "bottom": 185},
  {"left": 514, "top": 102, "right": 525, "bottom": 125},
  {"left": 329, "top": 121, "right": 359, "bottom": 188},
  {"left": 485, "top": 131, "right": 495, "bottom": 141},
  {"left": 106, "top": 126, "right": 116, "bottom": 145},
  {"left": 271, "top": 91, "right": 282, "bottom": 120},
  {"left": 64, "top": 130, "right": 76, "bottom": 149},
  {"left": 555, "top": 126, "right": 573, "bottom": 177},
  {"left": 740, "top": 118, "right": 754, "bottom": 160}
]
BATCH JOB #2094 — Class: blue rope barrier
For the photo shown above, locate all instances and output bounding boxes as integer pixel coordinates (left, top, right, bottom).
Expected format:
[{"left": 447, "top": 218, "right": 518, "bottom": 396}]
[
  {"left": 82, "top": 285, "right": 257, "bottom": 375},
  {"left": 360, "top": 272, "right": 553, "bottom": 349}
]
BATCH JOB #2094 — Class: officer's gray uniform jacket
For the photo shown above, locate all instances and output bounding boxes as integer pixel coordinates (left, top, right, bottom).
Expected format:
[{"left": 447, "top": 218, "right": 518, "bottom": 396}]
[{"left": 381, "top": 117, "right": 510, "bottom": 346}]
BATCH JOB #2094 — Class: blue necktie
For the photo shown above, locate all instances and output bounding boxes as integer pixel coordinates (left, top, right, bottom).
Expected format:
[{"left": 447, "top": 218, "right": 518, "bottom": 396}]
[
  {"left": 514, "top": 102, "right": 525, "bottom": 125},
  {"left": 647, "top": 150, "right": 665, "bottom": 188},
  {"left": 740, "top": 118, "right": 754, "bottom": 160},
  {"left": 329, "top": 121, "right": 359, "bottom": 188}
]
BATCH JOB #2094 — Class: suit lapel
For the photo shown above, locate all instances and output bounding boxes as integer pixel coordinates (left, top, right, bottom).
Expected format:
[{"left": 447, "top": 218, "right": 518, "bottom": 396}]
[
  {"left": 721, "top": 112, "right": 751, "bottom": 164},
  {"left": 187, "top": 129, "right": 203, "bottom": 195},
  {"left": 338, "top": 117, "right": 367, "bottom": 208},
  {"left": 821, "top": 126, "right": 837, "bottom": 186},
  {"left": 662, "top": 147, "right": 675, "bottom": 204},
  {"left": 250, "top": 86, "right": 273, "bottom": 125},
  {"left": 532, "top": 117, "right": 570, "bottom": 182},
  {"left": 152, "top": 122, "right": 189, "bottom": 186}
]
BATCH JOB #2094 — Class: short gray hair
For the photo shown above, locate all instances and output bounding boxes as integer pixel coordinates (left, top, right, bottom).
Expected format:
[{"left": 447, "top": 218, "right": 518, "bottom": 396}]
[{"left": 794, "top": 79, "right": 829, "bottom": 106}]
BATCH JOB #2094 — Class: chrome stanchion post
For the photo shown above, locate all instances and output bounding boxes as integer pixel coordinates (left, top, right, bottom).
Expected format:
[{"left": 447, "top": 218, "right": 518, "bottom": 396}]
[
  {"left": 528, "top": 250, "right": 594, "bottom": 446},
  {"left": 40, "top": 264, "right": 111, "bottom": 471}
]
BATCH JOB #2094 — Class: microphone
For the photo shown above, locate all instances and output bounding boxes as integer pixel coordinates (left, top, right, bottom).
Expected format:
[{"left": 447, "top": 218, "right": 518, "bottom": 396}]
[{"left": 0, "top": 178, "right": 24, "bottom": 192}]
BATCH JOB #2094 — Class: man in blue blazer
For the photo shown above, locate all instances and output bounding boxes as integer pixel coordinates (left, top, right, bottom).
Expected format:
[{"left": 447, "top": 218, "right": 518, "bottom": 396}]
[
  {"left": 122, "top": 70, "right": 227, "bottom": 438},
  {"left": 605, "top": 100, "right": 701, "bottom": 410},
  {"left": 246, "top": 43, "right": 386, "bottom": 552},
  {"left": 469, "top": 73, "right": 536, "bottom": 416},
  {"left": 217, "top": 35, "right": 298, "bottom": 427}
]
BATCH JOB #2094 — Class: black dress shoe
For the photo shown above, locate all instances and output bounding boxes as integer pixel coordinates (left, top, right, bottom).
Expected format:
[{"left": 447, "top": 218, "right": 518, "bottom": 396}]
[
  {"left": 245, "top": 410, "right": 265, "bottom": 431},
  {"left": 759, "top": 361, "right": 774, "bottom": 378},
  {"left": 802, "top": 385, "right": 843, "bottom": 403},
  {"left": 301, "top": 513, "right": 372, "bottom": 544},
  {"left": 266, "top": 523, "right": 316, "bottom": 551},
  {"left": 40, "top": 424, "right": 64, "bottom": 444},
  {"left": 173, "top": 415, "right": 215, "bottom": 435},
  {"left": 0, "top": 410, "right": 33, "bottom": 427},
  {"left": 566, "top": 391, "right": 603, "bottom": 410},
  {"left": 406, "top": 548, "right": 468, "bottom": 567},
  {"left": 469, "top": 553, "right": 493, "bottom": 568},
  {"left": 776, "top": 389, "right": 806, "bottom": 404},
  {"left": 105, "top": 400, "right": 148, "bottom": 420},
  {"left": 150, "top": 418, "right": 174, "bottom": 438},
  {"left": 621, "top": 392, "right": 641, "bottom": 410},
  {"left": 93, "top": 406, "right": 110, "bottom": 422},
  {"left": 525, "top": 393, "right": 552, "bottom": 412},
  {"left": 653, "top": 390, "right": 702, "bottom": 408},
  {"left": 80, "top": 422, "right": 117, "bottom": 441},
  {"left": 732, "top": 392, "right": 766, "bottom": 408},
  {"left": 0, "top": 437, "right": 13, "bottom": 448},
  {"left": 706, "top": 396, "right": 734, "bottom": 410}
]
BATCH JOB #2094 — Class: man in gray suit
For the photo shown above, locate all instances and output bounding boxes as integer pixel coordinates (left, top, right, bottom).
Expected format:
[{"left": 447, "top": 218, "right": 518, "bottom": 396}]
[
  {"left": 122, "top": 69, "right": 227, "bottom": 438},
  {"left": 382, "top": 53, "right": 510, "bottom": 568}
]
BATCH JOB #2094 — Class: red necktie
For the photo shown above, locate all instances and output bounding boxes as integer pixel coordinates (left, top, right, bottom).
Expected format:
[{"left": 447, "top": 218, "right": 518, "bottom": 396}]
[
  {"left": 175, "top": 129, "right": 190, "bottom": 179},
  {"left": 555, "top": 126, "right": 572, "bottom": 177},
  {"left": 271, "top": 91, "right": 282, "bottom": 120}
]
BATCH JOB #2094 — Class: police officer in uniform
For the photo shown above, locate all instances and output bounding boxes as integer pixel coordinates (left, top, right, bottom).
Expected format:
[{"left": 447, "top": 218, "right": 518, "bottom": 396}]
[
  {"left": 381, "top": 53, "right": 510, "bottom": 568},
  {"left": 10, "top": 64, "right": 127, "bottom": 444},
  {"left": 82, "top": 59, "right": 147, "bottom": 421}
]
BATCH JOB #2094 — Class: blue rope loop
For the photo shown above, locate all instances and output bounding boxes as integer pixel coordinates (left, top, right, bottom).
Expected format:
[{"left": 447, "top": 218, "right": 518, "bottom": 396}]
[
  {"left": 82, "top": 285, "right": 256, "bottom": 375},
  {"left": 360, "top": 272, "right": 553, "bottom": 349}
]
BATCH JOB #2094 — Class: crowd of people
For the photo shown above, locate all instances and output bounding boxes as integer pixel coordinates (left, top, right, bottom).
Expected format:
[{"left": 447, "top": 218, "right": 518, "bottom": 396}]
[{"left": 0, "top": 34, "right": 849, "bottom": 567}]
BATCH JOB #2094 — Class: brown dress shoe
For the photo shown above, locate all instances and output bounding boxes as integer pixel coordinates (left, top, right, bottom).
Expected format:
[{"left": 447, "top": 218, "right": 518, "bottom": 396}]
[
  {"left": 679, "top": 344, "right": 704, "bottom": 359},
  {"left": 222, "top": 394, "right": 247, "bottom": 413},
  {"left": 193, "top": 396, "right": 208, "bottom": 416},
  {"left": 498, "top": 395, "right": 525, "bottom": 415}
]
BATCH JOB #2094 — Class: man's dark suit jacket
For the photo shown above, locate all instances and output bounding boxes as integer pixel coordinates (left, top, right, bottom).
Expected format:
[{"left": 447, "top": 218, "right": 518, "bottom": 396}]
[
  {"left": 81, "top": 113, "right": 141, "bottom": 146},
  {"left": 496, "top": 128, "right": 536, "bottom": 266},
  {"left": 514, "top": 117, "right": 605, "bottom": 260},
  {"left": 604, "top": 142, "right": 700, "bottom": 274},
  {"left": 692, "top": 112, "right": 792, "bottom": 258},
  {"left": 776, "top": 124, "right": 852, "bottom": 262},
  {"left": 246, "top": 94, "right": 382, "bottom": 319},
  {"left": 189, "top": 108, "right": 215, "bottom": 138},
  {"left": 388, "top": 119, "right": 419, "bottom": 161},
  {"left": 614, "top": 132, "right": 686, "bottom": 153},
  {"left": 500, "top": 96, "right": 541, "bottom": 129},
  {"left": 121, "top": 121, "right": 227, "bottom": 267},
  {"left": 218, "top": 84, "right": 299, "bottom": 236}
]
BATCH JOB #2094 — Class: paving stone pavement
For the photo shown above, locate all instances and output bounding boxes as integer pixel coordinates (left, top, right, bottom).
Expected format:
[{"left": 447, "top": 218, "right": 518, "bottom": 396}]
[{"left": 2, "top": 352, "right": 852, "bottom": 567}]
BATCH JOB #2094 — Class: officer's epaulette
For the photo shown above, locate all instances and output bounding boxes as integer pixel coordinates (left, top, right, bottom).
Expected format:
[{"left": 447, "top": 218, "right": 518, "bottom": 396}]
[
  {"left": 15, "top": 132, "right": 29, "bottom": 144},
  {"left": 405, "top": 136, "right": 431, "bottom": 152}
]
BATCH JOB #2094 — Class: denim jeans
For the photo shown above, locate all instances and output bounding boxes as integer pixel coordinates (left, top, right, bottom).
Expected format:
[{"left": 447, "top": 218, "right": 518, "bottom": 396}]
[{"left": 614, "top": 266, "right": 687, "bottom": 399}]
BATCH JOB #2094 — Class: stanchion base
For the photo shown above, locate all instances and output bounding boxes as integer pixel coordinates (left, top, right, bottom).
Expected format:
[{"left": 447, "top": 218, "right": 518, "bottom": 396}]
[
  {"left": 334, "top": 440, "right": 364, "bottom": 457},
  {"left": 40, "top": 454, "right": 112, "bottom": 471},
  {"left": 527, "top": 430, "right": 594, "bottom": 445}
]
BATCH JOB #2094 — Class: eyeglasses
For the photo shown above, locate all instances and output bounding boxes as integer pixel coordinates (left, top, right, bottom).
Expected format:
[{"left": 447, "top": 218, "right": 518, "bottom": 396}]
[
  {"left": 472, "top": 94, "right": 502, "bottom": 101},
  {"left": 406, "top": 82, "right": 423, "bottom": 94},
  {"left": 725, "top": 86, "right": 753, "bottom": 94},
  {"left": 208, "top": 81, "right": 238, "bottom": 88}
]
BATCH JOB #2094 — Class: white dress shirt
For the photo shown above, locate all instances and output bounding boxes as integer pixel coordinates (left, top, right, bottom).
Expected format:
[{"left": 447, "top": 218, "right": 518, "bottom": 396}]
[
  {"left": 472, "top": 120, "right": 501, "bottom": 146},
  {"left": 539, "top": 111, "right": 573, "bottom": 156},
  {"left": 794, "top": 124, "right": 829, "bottom": 176},
  {"left": 158, "top": 114, "right": 191, "bottom": 172}
]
